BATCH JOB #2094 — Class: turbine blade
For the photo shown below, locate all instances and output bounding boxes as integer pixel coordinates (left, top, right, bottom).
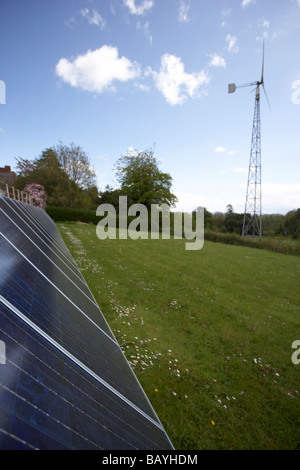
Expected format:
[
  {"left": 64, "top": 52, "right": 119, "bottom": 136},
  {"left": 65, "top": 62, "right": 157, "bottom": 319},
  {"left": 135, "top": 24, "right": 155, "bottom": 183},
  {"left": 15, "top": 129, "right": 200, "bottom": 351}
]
[
  {"left": 261, "top": 40, "right": 265, "bottom": 84},
  {"left": 262, "top": 83, "right": 271, "bottom": 110}
]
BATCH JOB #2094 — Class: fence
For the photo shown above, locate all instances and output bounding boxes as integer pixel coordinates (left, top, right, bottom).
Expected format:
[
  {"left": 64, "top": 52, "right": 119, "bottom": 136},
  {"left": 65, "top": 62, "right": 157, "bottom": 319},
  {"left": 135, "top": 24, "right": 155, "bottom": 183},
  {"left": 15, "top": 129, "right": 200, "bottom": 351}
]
[{"left": 0, "top": 180, "right": 35, "bottom": 205}]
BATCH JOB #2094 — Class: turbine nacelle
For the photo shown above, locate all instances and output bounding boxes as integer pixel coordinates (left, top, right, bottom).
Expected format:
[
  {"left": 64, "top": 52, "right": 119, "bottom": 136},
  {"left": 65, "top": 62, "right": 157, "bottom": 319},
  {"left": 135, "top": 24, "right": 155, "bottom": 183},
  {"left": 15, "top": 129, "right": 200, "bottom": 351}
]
[{"left": 228, "top": 41, "right": 270, "bottom": 109}]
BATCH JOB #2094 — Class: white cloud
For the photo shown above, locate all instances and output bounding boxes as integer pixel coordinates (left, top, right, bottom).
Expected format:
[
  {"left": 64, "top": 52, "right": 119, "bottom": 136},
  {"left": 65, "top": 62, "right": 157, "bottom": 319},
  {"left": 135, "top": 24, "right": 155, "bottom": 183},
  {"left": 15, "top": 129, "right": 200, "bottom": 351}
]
[
  {"left": 209, "top": 54, "right": 226, "bottom": 68},
  {"left": 226, "top": 34, "right": 239, "bottom": 53},
  {"left": 220, "top": 8, "right": 232, "bottom": 27},
  {"left": 147, "top": 54, "right": 209, "bottom": 105},
  {"left": 178, "top": 1, "right": 190, "bottom": 23},
  {"left": 262, "top": 183, "right": 300, "bottom": 213},
  {"left": 214, "top": 146, "right": 236, "bottom": 155},
  {"left": 136, "top": 20, "right": 152, "bottom": 45},
  {"left": 64, "top": 16, "right": 76, "bottom": 29},
  {"left": 56, "top": 46, "right": 141, "bottom": 94},
  {"left": 261, "top": 19, "right": 270, "bottom": 29},
  {"left": 214, "top": 146, "right": 226, "bottom": 153},
  {"left": 241, "top": 0, "right": 256, "bottom": 7},
  {"left": 175, "top": 191, "right": 225, "bottom": 213},
  {"left": 221, "top": 8, "right": 232, "bottom": 17},
  {"left": 135, "top": 82, "right": 151, "bottom": 93},
  {"left": 80, "top": 8, "right": 106, "bottom": 29},
  {"left": 123, "top": 0, "right": 154, "bottom": 16}
]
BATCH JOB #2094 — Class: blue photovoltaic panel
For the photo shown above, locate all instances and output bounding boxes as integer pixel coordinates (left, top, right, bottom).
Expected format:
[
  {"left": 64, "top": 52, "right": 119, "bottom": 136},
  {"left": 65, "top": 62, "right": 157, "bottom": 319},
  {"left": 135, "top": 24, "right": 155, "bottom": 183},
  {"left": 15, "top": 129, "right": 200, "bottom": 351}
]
[{"left": 0, "top": 196, "right": 174, "bottom": 450}]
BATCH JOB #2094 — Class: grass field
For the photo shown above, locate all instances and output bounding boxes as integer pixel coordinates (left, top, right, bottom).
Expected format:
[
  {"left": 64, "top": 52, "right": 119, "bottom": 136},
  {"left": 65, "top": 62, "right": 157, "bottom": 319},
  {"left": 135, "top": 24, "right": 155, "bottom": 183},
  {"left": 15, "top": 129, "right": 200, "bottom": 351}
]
[{"left": 57, "top": 222, "right": 300, "bottom": 450}]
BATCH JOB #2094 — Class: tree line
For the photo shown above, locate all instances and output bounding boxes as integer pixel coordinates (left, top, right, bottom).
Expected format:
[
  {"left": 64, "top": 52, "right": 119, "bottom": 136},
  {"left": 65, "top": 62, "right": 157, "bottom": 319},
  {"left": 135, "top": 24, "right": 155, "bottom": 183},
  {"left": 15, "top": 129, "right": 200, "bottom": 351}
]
[
  {"left": 202, "top": 204, "right": 300, "bottom": 239},
  {"left": 12, "top": 142, "right": 300, "bottom": 239},
  {"left": 14, "top": 142, "right": 99, "bottom": 209}
]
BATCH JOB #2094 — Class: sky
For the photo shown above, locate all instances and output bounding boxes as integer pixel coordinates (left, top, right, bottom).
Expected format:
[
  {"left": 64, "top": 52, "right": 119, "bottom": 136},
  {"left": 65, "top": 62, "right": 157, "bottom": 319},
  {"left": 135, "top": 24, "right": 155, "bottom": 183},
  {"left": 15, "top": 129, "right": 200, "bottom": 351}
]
[{"left": 0, "top": 0, "right": 299, "bottom": 215}]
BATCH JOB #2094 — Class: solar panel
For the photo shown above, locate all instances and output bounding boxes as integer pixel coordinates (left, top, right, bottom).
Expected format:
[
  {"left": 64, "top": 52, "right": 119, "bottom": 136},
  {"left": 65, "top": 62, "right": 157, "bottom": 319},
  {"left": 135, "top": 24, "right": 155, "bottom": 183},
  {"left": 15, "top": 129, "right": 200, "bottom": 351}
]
[{"left": 0, "top": 196, "right": 174, "bottom": 450}]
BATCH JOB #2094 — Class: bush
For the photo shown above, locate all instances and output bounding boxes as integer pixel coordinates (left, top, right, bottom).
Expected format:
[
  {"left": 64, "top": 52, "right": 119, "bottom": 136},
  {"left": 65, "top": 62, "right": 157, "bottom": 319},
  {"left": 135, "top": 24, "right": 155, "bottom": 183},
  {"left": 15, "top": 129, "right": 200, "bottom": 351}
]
[
  {"left": 46, "top": 206, "right": 99, "bottom": 224},
  {"left": 46, "top": 206, "right": 188, "bottom": 235},
  {"left": 204, "top": 231, "right": 300, "bottom": 256}
]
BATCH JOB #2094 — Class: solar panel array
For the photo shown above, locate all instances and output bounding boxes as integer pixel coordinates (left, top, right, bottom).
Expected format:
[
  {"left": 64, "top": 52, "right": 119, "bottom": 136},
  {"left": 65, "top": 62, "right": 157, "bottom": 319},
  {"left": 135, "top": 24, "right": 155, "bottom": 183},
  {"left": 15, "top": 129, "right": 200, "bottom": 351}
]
[{"left": 0, "top": 196, "right": 174, "bottom": 450}]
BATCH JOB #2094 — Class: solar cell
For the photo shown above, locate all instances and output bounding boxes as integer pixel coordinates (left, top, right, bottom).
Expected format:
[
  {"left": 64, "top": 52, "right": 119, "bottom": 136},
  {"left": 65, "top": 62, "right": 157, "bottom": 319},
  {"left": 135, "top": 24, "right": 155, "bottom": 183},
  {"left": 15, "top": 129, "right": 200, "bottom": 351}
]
[{"left": 0, "top": 196, "right": 174, "bottom": 450}]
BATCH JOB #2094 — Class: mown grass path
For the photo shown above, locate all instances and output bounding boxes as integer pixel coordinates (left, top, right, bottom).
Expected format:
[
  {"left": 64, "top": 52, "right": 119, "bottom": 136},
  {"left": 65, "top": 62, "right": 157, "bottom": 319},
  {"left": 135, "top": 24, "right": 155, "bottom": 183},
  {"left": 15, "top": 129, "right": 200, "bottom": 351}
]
[{"left": 58, "top": 222, "right": 300, "bottom": 450}]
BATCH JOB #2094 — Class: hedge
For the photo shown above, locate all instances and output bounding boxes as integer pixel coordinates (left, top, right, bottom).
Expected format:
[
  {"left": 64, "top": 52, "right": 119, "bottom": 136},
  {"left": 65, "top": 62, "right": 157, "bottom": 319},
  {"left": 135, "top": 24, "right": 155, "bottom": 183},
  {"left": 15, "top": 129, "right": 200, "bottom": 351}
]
[{"left": 46, "top": 206, "right": 300, "bottom": 256}]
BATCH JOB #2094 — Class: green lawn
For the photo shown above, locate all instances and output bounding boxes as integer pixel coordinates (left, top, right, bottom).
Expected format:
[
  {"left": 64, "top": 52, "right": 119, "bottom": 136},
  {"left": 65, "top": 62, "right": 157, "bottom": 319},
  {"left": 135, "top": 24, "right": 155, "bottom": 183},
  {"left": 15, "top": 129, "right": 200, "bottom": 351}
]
[{"left": 57, "top": 222, "right": 300, "bottom": 450}]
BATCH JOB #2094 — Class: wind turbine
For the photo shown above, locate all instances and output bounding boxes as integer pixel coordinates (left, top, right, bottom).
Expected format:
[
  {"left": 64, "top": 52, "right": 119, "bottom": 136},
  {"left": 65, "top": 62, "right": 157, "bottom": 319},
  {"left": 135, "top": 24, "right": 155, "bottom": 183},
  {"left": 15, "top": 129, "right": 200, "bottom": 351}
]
[{"left": 228, "top": 41, "right": 270, "bottom": 238}]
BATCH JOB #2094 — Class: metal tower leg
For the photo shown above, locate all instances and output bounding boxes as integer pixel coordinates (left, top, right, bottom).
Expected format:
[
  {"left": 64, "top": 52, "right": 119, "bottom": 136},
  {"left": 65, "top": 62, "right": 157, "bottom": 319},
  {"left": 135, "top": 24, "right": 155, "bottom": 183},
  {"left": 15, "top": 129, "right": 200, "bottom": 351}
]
[{"left": 242, "top": 87, "right": 262, "bottom": 238}]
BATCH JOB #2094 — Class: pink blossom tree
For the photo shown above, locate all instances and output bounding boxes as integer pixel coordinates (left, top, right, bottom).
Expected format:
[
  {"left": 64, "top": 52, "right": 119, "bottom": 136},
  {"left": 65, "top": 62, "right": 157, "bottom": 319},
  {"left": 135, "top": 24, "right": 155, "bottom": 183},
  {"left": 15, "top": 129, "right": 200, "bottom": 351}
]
[{"left": 23, "top": 183, "right": 47, "bottom": 209}]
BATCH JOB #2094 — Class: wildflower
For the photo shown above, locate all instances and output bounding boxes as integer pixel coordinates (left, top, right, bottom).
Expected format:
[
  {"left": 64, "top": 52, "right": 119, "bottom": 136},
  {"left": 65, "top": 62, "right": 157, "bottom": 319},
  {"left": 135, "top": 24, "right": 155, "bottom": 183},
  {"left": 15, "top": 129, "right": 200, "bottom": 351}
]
[
  {"left": 211, "top": 421, "right": 215, "bottom": 426},
  {"left": 155, "top": 389, "right": 158, "bottom": 392}
]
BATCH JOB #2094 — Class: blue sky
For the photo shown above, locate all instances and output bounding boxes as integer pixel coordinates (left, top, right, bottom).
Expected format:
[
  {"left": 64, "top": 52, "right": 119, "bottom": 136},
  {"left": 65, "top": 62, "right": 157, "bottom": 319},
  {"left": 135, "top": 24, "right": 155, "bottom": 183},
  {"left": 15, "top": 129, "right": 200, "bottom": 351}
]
[{"left": 0, "top": 0, "right": 299, "bottom": 214}]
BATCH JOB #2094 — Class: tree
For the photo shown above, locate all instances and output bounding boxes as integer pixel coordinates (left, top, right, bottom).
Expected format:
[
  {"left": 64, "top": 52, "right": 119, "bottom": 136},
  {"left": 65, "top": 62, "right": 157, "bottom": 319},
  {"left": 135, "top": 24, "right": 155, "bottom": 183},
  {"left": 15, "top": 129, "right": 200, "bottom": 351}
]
[
  {"left": 98, "top": 185, "right": 122, "bottom": 211},
  {"left": 115, "top": 149, "right": 177, "bottom": 210},
  {"left": 23, "top": 183, "right": 47, "bottom": 209},
  {"left": 261, "top": 214, "right": 285, "bottom": 237},
  {"left": 192, "top": 207, "right": 215, "bottom": 230},
  {"left": 15, "top": 149, "right": 72, "bottom": 206},
  {"left": 14, "top": 144, "right": 99, "bottom": 209},
  {"left": 53, "top": 142, "right": 97, "bottom": 189},
  {"left": 224, "top": 204, "right": 244, "bottom": 234},
  {"left": 14, "top": 157, "right": 36, "bottom": 178},
  {"left": 284, "top": 209, "right": 300, "bottom": 239},
  {"left": 212, "top": 212, "right": 225, "bottom": 232}
]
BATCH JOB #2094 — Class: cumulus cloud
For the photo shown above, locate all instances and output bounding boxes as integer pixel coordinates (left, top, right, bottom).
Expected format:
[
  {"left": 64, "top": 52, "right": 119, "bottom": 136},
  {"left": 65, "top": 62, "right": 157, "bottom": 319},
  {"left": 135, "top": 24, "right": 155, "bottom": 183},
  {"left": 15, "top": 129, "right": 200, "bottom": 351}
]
[
  {"left": 56, "top": 45, "right": 141, "bottom": 94},
  {"left": 123, "top": 0, "right": 154, "bottom": 16},
  {"left": 147, "top": 54, "right": 209, "bottom": 105}
]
